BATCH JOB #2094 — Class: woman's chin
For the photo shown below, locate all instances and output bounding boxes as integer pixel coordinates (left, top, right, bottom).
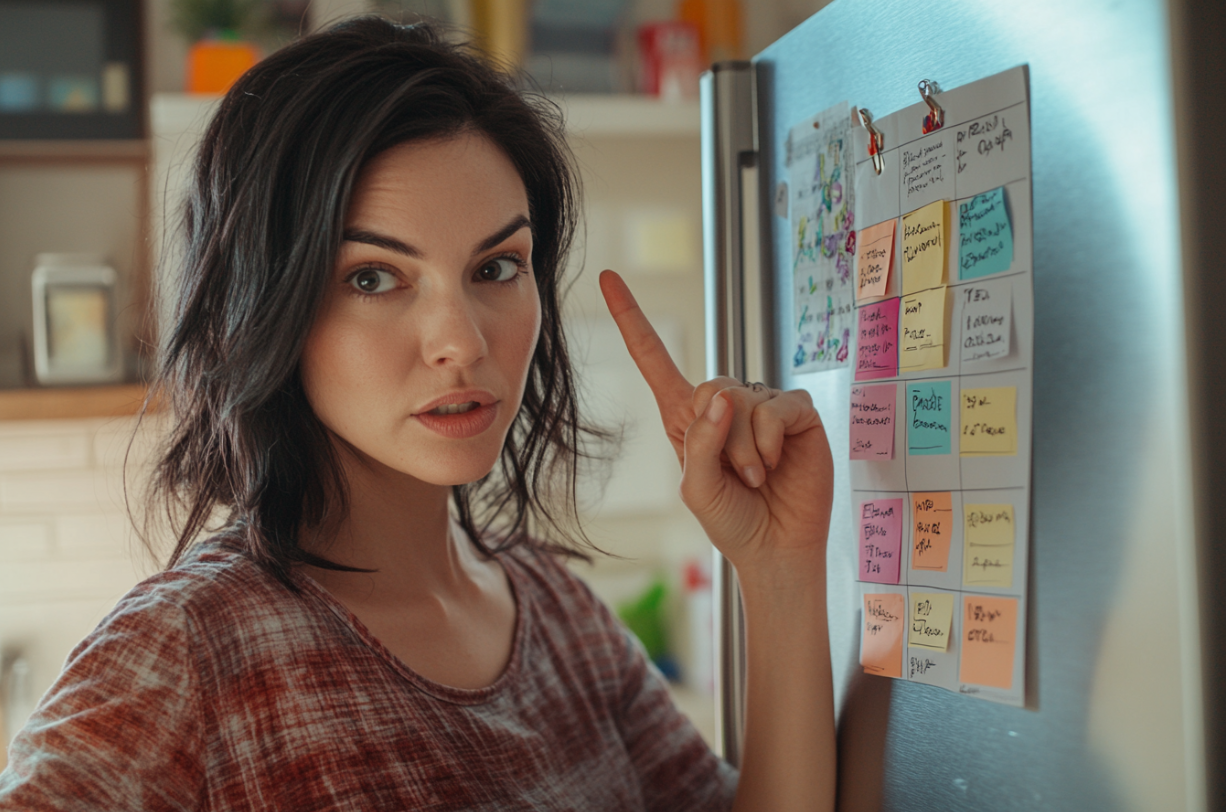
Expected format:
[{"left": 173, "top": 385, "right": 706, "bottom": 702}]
[{"left": 394, "top": 453, "right": 503, "bottom": 488}]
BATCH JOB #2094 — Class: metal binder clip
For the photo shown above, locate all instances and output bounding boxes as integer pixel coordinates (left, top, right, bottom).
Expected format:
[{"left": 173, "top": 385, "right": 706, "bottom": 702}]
[
  {"left": 858, "top": 108, "right": 885, "bottom": 175},
  {"left": 919, "top": 79, "right": 944, "bottom": 133}
]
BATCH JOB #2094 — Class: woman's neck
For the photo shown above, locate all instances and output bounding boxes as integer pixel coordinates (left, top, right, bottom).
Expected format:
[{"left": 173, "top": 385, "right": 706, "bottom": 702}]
[
  {"left": 297, "top": 441, "right": 518, "bottom": 690},
  {"left": 300, "top": 443, "right": 479, "bottom": 605}
]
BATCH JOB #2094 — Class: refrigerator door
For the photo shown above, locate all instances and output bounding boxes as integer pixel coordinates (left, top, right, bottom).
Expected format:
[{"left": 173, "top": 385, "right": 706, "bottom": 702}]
[{"left": 705, "top": 0, "right": 1205, "bottom": 808}]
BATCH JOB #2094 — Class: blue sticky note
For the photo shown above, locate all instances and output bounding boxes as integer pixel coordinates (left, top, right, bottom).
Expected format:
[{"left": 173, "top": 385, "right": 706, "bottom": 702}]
[
  {"left": 958, "top": 187, "right": 1013, "bottom": 280},
  {"left": 907, "top": 381, "right": 952, "bottom": 455}
]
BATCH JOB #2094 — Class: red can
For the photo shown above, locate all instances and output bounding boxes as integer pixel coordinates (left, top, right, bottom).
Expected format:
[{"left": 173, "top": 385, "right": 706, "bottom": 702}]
[{"left": 636, "top": 21, "right": 703, "bottom": 101}]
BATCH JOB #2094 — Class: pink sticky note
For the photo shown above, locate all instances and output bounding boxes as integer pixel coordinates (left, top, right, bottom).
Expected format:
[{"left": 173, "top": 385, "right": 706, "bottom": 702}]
[
  {"left": 859, "top": 498, "right": 903, "bottom": 583},
  {"left": 855, "top": 298, "right": 899, "bottom": 381},
  {"left": 850, "top": 383, "right": 896, "bottom": 460},
  {"left": 856, "top": 219, "right": 896, "bottom": 301}
]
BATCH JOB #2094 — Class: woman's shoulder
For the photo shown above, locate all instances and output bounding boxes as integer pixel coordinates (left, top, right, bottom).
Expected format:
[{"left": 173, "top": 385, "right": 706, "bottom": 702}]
[
  {"left": 115, "top": 535, "right": 293, "bottom": 618},
  {"left": 501, "top": 539, "right": 624, "bottom": 638},
  {"left": 85, "top": 536, "right": 320, "bottom": 669},
  {"left": 501, "top": 538, "right": 590, "bottom": 595}
]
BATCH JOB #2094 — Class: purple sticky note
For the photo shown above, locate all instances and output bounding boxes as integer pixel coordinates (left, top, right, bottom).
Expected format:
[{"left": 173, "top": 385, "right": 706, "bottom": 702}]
[
  {"left": 855, "top": 298, "right": 900, "bottom": 381},
  {"left": 850, "top": 384, "right": 896, "bottom": 460},
  {"left": 859, "top": 498, "right": 903, "bottom": 584}
]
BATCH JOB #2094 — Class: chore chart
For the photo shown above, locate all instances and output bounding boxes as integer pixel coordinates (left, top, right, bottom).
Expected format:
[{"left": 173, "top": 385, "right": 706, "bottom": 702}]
[{"left": 847, "top": 67, "right": 1032, "bottom": 706}]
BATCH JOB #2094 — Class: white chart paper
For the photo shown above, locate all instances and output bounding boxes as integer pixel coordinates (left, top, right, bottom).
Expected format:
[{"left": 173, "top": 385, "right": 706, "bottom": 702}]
[{"left": 849, "top": 67, "right": 1033, "bottom": 706}]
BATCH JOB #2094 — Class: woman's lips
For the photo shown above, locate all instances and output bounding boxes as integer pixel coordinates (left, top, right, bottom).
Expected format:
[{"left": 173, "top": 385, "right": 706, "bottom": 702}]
[{"left": 414, "top": 401, "right": 499, "bottom": 438}]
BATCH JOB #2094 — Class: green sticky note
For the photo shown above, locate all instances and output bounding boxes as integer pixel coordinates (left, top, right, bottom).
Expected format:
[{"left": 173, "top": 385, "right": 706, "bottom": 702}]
[
  {"left": 958, "top": 187, "right": 1013, "bottom": 280},
  {"left": 907, "top": 380, "right": 952, "bottom": 455}
]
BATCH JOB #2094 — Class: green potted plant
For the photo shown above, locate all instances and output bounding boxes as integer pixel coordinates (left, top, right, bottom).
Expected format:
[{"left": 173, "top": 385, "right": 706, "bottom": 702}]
[{"left": 169, "top": 0, "right": 264, "bottom": 94}]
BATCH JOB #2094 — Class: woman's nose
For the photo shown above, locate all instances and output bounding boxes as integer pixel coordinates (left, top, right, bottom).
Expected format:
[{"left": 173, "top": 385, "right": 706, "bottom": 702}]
[{"left": 418, "top": 285, "right": 488, "bottom": 368}]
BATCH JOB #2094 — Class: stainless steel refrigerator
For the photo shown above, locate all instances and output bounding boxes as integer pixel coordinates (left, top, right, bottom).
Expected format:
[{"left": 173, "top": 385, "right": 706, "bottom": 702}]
[{"left": 700, "top": 0, "right": 1226, "bottom": 808}]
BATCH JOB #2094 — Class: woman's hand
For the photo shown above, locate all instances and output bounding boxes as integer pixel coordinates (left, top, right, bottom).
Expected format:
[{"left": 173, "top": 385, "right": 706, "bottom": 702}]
[
  {"left": 603, "top": 270, "right": 838, "bottom": 811},
  {"left": 600, "top": 270, "right": 834, "bottom": 574}
]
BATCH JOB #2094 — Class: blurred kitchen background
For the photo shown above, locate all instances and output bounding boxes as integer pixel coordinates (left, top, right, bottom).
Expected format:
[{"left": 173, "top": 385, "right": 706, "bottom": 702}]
[{"left": 0, "top": 0, "right": 832, "bottom": 758}]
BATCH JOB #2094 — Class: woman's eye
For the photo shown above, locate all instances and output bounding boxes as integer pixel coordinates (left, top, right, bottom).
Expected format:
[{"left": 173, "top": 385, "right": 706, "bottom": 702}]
[
  {"left": 348, "top": 268, "right": 397, "bottom": 294},
  {"left": 476, "top": 257, "right": 521, "bottom": 282}
]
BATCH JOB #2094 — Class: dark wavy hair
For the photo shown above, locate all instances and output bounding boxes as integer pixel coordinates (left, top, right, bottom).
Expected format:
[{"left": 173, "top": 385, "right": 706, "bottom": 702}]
[{"left": 143, "top": 16, "right": 604, "bottom": 589}]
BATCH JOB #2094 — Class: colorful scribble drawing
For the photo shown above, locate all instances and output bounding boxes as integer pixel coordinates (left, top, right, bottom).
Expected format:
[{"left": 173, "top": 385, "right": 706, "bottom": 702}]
[{"left": 788, "top": 102, "right": 855, "bottom": 373}]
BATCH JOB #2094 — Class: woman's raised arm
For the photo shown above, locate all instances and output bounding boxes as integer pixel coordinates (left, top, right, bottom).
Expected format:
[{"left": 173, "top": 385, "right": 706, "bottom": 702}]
[{"left": 601, "top": 269, "right": 836, "bottom": 812}]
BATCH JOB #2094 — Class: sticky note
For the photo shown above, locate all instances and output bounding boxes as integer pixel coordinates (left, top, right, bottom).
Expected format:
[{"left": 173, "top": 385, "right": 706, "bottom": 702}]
[
  {"left": 963, "top": 504, "right": 1015, "bottom": 588},
  {"left": 960, "top": 595, "right": 1018, "bottom": 689},
  {"left": 911, "top": 491, "right": 953, "bottom": 572},
  {"left": 958, "top": 186, "right": 1014, "bottom": 280},
  {"left": 960, "top": 280, "right": 1012, "bottom": 363},
  {"left": 862, "top": 593, "right": 905, "bottom": 678},
  {"left": 850, "top": 384, "right": 896, "bottom": 460},
  {"left": 906, "top": 380, "right": 952, "bottom": 455},
  {"left": 902, "top": 200, "right": 946, "bottom": 294},
  {"left": 859, "top": 498, "right": 903, "bottom": 583},
  {"left": 909, "top": 591, "right": 955, "bottom": 652},
  {"left": 854, "top": 297, "right": 899, "bottom": 381},
  {"left": 960, "top": 386, "right": 1017, "bottom": 456},
  {"left": 900, "top": 286, "right": 947, "bottom": 372},
  {"left": 856, "top": 219, "right": 896, "bottom": 301}
]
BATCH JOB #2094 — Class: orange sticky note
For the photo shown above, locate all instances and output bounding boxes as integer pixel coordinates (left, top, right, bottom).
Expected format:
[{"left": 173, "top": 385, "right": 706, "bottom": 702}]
[
  {"left": 959, "top": 595, "right": 1018, "bottom": 689},
  {"left": 856, "top": 219, "right": 895, "bottom": 301},
  {"left": 862, "top": 593, "right": 905, "bottom": 678},
  {"left": 911, "top": 491, "right": 953, "bottom": 572}
]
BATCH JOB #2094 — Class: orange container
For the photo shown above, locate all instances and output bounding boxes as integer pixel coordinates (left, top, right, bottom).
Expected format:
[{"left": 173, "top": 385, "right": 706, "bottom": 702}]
[
  {"left": 677, "top": 0, "right": 745, "bottom": 64},
  {"left": 187, "top": 40, "right": 260, "bottom": 94}
]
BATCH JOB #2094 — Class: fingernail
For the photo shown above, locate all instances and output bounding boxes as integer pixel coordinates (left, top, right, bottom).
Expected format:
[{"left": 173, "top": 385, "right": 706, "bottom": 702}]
[
  {"left": 742, "top": 466, "right": 764, "bottom": 488},
  {"left": 705, "top": 393, "right": 728, "bottom": 424}
]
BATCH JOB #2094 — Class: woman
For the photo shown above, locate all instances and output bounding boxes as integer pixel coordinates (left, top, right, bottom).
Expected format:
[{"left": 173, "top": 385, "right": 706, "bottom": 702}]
[{"left": 0, "top": 17, "right": 835, "bottom": 811}]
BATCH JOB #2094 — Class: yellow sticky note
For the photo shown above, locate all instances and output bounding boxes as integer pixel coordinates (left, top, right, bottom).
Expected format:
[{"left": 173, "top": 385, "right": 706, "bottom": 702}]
[
  {"left": 909, "top": 591, "right": 954, "bottom": 651},
  {"left": 902, "top": 200, "right": 947, "bottom": 294},
  {"left": 963, "top": 504, "right": 1015, "bottom": 588},
  {"left": 960, "top": 386, "right": 1017, "bottom": 455},
  {"left": 900, "top": 286, "right": 947, "bottom": 372}
]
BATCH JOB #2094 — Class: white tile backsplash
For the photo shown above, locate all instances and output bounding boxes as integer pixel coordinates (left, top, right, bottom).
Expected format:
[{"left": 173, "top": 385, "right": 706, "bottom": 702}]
[
  {"left": 0, "top": 558, "right": 144, "bottom": 604},
  {"left": 0, "top": 469, "right": 120, "bottom": 513},
  {"left": 55, "top": 513, "right": 140, "bottom": 560},
  {"left": 91, "top": 414, "right": 163, "bottom": 471},
  {"left": 0, "top": 522, "right": 53, "bottom": 562},
  {"left": 0, "top": 432, "right": 91, "bottom": 473},
  {"left": 0, "top": 417, "right": 156, "bottom": 734}
]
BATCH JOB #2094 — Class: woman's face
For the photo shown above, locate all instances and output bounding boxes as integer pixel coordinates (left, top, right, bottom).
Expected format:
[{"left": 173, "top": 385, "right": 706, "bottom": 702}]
[{"left": 300, "top": 133, "right": 541, "bottom": 486}]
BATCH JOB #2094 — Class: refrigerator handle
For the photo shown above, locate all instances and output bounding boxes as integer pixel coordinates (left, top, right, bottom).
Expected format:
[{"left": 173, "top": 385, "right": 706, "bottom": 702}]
[{"left": 700, "top": 60, "right": 759, "bottom": 768}]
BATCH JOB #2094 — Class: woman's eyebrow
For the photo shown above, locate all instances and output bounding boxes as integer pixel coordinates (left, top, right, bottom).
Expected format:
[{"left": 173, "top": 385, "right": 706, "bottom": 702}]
[
  {"left": 341, "top": 215, "right": 532, "bottom": 260},
  {"left": 342, "top": 229, "right": 421, "bottom": 258},
  {"left": 473, "top": 214, "right": 532, "bottom": 255}
]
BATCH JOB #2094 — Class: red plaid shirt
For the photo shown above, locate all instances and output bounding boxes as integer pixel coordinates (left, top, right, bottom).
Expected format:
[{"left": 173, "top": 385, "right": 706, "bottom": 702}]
[{"left": 0, "top": 538, "right": 736, "bottom": 811}]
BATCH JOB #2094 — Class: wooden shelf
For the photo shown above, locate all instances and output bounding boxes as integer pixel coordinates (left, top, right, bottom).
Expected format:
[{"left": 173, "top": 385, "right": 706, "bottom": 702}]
[
  {"left": 150, "top": 92, "right": 701, "bottom": 141},
  {"left": 553, "top": 94, "right": 700, "bottom": 137},
  {"left": 0, "top": 139, "right": 149, "bottom": 161},
  {"left": 0, "top": 383, "right": 150, "bottom": 421}
]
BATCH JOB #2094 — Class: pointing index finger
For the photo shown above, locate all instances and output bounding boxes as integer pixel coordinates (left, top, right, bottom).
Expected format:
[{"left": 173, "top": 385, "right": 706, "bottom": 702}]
[{"left": 599, "top": 270, "right": 693, "bottom": 411}]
